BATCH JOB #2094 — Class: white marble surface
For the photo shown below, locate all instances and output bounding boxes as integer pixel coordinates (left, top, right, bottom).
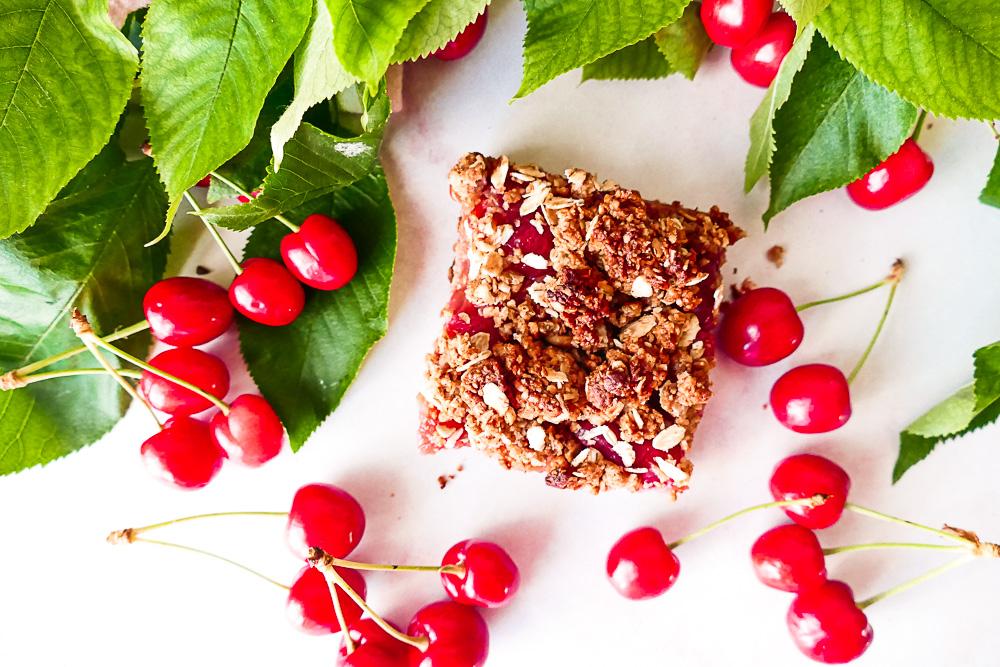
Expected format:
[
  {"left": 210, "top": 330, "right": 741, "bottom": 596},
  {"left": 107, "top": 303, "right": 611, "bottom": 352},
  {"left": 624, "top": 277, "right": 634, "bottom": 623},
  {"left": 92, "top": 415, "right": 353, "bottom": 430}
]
[{"left": 2, "top": 3, "right": 999, "bottom": 666}]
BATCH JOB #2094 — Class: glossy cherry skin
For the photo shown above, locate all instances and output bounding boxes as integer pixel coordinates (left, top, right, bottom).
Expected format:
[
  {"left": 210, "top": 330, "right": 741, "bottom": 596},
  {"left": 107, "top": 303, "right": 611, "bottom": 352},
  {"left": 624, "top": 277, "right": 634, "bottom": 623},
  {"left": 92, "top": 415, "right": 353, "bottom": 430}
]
[
  {"left": 720, "top": 287, "right": 803, "bottom": 366},
  {"left": 787, "top": 580, "right": 873, "bottom": 663},
  {"left": 606, "top": 527, "right": 680, "bottom": 600},
  {"left": 338, "top": 619, "right": 416, "bottom": 666},
  {"left": 751, "top": 524, "right": 827, "bottom": 592},
  {"left": 139, "top": 347, "right": 230, "bottom": 416},
  {"left": 770, "top": 454, "right": 851, "bottom": 529},
  {"left": 731, "top": 12, "right": 796, "bottom": 87},
  {"left": 140, "top": 416, "right": 226, "bottom": 489},
  {"left": 441, "top": 540, "right": 520, "bottom": 608},
  {"left": 286, "top": 483, "right": 366, "bottom": 559},
  {"left": 433, "top": 10, "right": 488, "bottom": 61},
  {"left": 700, "top": 0, "right": 772, "bottom": 47},
  {"left": 237, "top": 189, "right": 261, "bottom": 203},
  {"left": 197, "top": 175, "right": 212, "bottom": 187},
  {"left": 407, "top": 600, "right": 490, "bottom": 667},
  {"left": 209, "top": 394, "right": 284, "bottom": 466},
  {"left": 143, "top": 277, "right": 234, "bottom": 346},
  {"left": 280, "top": 214, "right": 359, "bottom": 290},
  {"left": 229, "top": 258, "right": 306, "bottom": 326},
  {"left": 286, "top": 566, "right": 366, "bottom": 635},
  {"left": 846, "top": 139, "right": 934, "bottom": 210},
  {"left": 771, "top": 364, "right": 852, "bottom": 433}
]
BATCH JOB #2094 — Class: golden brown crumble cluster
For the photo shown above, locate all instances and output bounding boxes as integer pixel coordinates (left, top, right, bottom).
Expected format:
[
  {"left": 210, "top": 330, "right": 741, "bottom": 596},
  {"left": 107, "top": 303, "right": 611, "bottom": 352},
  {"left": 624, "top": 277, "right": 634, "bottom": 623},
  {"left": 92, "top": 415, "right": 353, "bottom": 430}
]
[{"left": 420, "top": 153, "right": 743, "bottom": 495}]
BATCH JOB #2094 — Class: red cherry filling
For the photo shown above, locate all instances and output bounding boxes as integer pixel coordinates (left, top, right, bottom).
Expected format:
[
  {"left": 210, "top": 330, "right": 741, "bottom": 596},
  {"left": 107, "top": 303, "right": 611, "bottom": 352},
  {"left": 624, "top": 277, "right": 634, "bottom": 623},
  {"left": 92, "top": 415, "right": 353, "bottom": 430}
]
[
  {"left": 444, "top": 293, "right": 497, "bottom": 338},
  {"left": 787, "top": 580, "right": 873, "bottom": 664},
  {"left": 751, "top": 524, "right": 827, "bottom": 592},
  {"left": 503, "top": 214, "right": 555, "bottom": 282},
  {"left": 143, "top": 277, "right": 234, "bottom": 346},
  {"left": 229, "top": 257, "right": 306, "bottom": 326},
  {"left": 720, "top": 287, "right": 803, "bottom": 366},
  {"left": 574, "top": 421, "right": 685, "bottom": 489},
  {"left": 607, "top": 526, "right": 680, "bottom": 600},
  {"left": 209, "top": 394, "right": 284, "bottom": 466},
  {"left": 140, "top": 416, "right": 226, "bottom": 489},
  {"left": 280, "top": 214, "right": 359, "bottom": 290},
  {"left": 286, "top": 566, "right": 366, "bottom": 635},
  {"left": 337, "top": 618, "right": 415, "bottom": 666},
  {"left": 407, "top": 600, "right": 490, "bottom": 667},
  {"left": 700, "top": 0, "right": 772, "bottom": 48},
  {"left": 730, "top": 12, "right": 796, "bottom": 87},
  {"left": 770, "top": 454, "right": 851, "bottom": 529},
  {"left": 846, "top": 138, "right": 934, "bottom": 210},
  {"left": 286, "top": 483, "right": 366, "bottom": 559},
  {"left": 418, "top": 400, "right": 470, "bottom": 453},
  {"left": 771, "top": 364, "right": 852, "bottom": 434},
  {"left": 139, "top": 347, "right": 230, "bottom": 416},
  {"left": 441, "top": 540, "right": 520, "bottom": 608},
  {"left": 433, "top": 10, "right": 488, "bottom": 61}
]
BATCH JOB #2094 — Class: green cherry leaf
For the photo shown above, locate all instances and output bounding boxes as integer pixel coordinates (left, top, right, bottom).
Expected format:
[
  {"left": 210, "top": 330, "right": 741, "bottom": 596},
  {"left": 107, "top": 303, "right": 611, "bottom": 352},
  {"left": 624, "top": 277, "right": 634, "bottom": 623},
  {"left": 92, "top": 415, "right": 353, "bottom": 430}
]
[
  {"left": 0, "top": 142, "right": 169, "bottom": 474},
  {"left": 0, "top": 0, "right": 138, "bottom": 239},
  {"left": 814, "top": 0, "right": 1000, "bottom": 119},
  {"left": 895, "top": 341, "right": 1000, "bottom": 483},
  {"left": 581, "top": 38, "right": 672, "bottom": 81},
  {"left": 744, "top": 23, "right": 816, "bottom": 193},
  {"left": 653, "top": 3, "right": 711, "bottom": 80},
  {"left": 981, "top": 143, "right": 1000, "bottom": 209},
  {"left": 392, "top": 0, "right": 490, "bottom": 63},
  {"left": 325, "top": 0, "right": 429, "bottom": 87},
  {"left": 238, "top": 168, "right": 397, "bottom": 451},
  {"left": 271, "top": 0, "right": 357, "bottom": 170},
  {"left": 141, "top": 0, "right": 311, "bottom": 241},
  {"left": 764, "top": 38, "right": 917, "bottom": 223},
  {"left": 777, "top": 0, "right": 831, "bottom": 32},
  {"left": 516, "top": 0, "right": 693, "bottom": 99}
]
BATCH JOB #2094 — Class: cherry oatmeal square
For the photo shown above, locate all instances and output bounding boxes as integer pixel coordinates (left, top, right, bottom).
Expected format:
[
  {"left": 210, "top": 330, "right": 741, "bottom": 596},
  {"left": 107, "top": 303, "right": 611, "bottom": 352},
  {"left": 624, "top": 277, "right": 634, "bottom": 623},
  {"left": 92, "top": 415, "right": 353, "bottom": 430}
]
[{"left": 419, "top": 153, "right": 743, "bottom": 496}]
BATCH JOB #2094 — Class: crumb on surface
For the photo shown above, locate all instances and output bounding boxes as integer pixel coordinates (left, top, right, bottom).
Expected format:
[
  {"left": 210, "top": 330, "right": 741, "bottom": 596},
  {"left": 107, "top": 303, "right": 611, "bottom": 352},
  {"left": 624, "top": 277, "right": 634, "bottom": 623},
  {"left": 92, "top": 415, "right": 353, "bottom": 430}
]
[{"left": 766, "top": 245, "right": 785, "bottom": 268}]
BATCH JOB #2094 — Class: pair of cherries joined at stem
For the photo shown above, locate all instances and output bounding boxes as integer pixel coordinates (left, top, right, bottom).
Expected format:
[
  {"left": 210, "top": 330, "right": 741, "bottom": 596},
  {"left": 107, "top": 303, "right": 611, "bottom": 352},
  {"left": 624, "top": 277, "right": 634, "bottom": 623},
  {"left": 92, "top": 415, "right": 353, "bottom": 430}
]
[
  {"left": 700, "top": 0, "right": 795, "bottom": 87},
  {"left": 607, "top": 453, "right": 998, "bottom": 664},
  {"left": 719, "top": 260, "right": 904, "bottom": 434},
  {"left": 110, "top": 482, "right": 519, "bottom": 667}
]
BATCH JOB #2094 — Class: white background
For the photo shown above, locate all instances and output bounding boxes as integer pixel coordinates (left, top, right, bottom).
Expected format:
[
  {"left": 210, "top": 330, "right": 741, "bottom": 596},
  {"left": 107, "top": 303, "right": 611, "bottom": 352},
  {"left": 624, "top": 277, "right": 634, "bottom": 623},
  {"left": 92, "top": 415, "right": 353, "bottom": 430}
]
[{"left": 2, "top": 3, "right": 999, "bottom": 666}]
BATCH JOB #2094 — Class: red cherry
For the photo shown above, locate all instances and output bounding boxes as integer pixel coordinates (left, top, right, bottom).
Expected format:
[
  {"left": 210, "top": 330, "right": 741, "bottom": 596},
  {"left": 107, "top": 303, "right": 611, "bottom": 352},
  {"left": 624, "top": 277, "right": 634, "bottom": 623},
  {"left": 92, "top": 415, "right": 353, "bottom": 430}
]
[
  {"left": 209, "top": 394, "right": 284, "bottom": 466},
  {"left": 407, "top": 600, "right": 489, "bottom": 667},
  {"left": 731, "top": 12, "right": 796, "bottom": 87},
  {"left": 700, "top": 0, "right": 772, "bottom": 47},
  {"left": 197, "top": 175, "right": 212, "bottom": 187},
  {"left": 139, "top": 348, "right": 230, "bottom": 415},
  {"left": 143, "top": 277, "right": 234, "bottom": 346},
  {"left": 770, "top": 454, "right": 851, "bottom": 529},
  {"left": 606, "top": 527, "right": 680, "bottom": 600},
  {"left": 440, "top": 540, "right": 520, "bottom": 608},
  {"left": 771, "top": 364, "right": 852, "bottom": 433},
  {"left": 286, "top": 566, "right": 366, "bottom": 635},
  {"left": 140, "top": 416, "right": 226, "bottom": 489},
  {"left": 337, "top": 619, "right": 415, "bottom": 667},
  {"left": 787, "top": 580, "right": 873, "bottom": 663},
  {"left": 286, "top": 483, "right": 366, "bottom": 559},
  {"left": 751, "top": 524, "right": 827, "bottom": 593},
  {"left": 720, "top": 287, "right": 803, "bottom": 366},
  {"left": 433, "top": 10, "right": 488, "bottom": 61},
  {"left": 280, "top": 214, "right": 359, "bottom": 290},
  {"left": 846, "top": 138, "right": 934, "bottom": 210},
  {"left": 237, "top": 189, "right": 261, "bottom": 204},
  {"left": 229, "top": 258, "right": 306, "bottom": 326}
]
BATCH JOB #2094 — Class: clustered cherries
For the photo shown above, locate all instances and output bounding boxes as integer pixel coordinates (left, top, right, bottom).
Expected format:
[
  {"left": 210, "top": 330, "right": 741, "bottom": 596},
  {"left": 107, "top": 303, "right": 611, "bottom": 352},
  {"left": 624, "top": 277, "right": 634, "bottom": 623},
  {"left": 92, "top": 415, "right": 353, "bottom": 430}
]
[
  {"left": 607, "top": 454, "right": 873, "bottom": 664},
  {"left": 700, "top": 0, "right": 795, "bottom": 87}
]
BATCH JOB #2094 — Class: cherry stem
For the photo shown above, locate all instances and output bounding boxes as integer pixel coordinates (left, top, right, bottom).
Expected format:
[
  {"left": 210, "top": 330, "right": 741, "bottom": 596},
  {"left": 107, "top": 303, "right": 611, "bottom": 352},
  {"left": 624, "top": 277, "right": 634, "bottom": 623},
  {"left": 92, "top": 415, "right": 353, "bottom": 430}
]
[
  {"left": 182, "top": 191, "right": 243, "bottom": 276},
  {"left": 120, "top": 535, "right": 289, "bottom": 591},
  {"left": 856, "top": 556, "right": 971, "bottom": 610},
  {"left": 911, "top": 109, "right": 929, "bottom": 142},
  {"left": 844, "top": 502, "right": 974, "bottom": 546},
  {"left": 14, "top": 367, "right": 143, "bottom": 386},
  {"left": 327, "top": 556, "right": 466, "bottom": 577},
  {"left": 823, "top": 542, "right": 970, "bottom": 556},
  {"left": 11, "top": 319, "right": 150, "bottom": 379},
  {"left": 85, "top": 334, "right": 230, "bottom": 415},
  {"left": 111, "top": 511, "right": 287, "bottom": 539},
  {"left": 309, "top": 548, "right": 430, "bottom": 652},
  {"left": 846, "top": 259, "right": 904, "bottom": 384},
  {"left": 329, "top": 569, "right": 356, "bottom": 655},
  {"left": 667, "top": 495, "right": 829, "bottom": 550},
  {"left": 208, "top": 171, "right": 299, "bottom": 233},
  {"left": 70, "top": 310, "right": 161, "bottom": 428},
  {"left": 796, "top": 280, "right": 887, "bottom": 313}
]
